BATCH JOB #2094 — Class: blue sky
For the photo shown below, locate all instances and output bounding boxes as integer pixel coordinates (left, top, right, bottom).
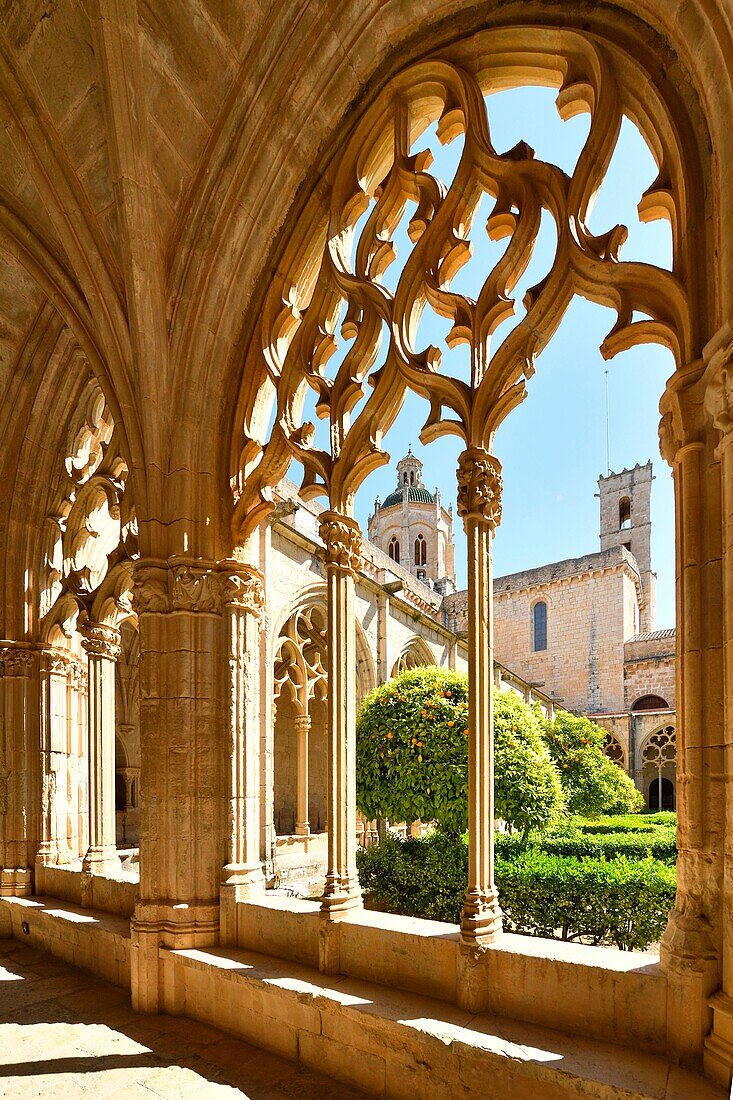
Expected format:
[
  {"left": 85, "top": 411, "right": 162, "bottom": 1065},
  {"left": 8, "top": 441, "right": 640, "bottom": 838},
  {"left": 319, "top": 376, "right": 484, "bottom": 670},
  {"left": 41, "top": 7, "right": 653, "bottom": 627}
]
[{"left": 293, "top": 85, "right": 677, "bottom": 628}]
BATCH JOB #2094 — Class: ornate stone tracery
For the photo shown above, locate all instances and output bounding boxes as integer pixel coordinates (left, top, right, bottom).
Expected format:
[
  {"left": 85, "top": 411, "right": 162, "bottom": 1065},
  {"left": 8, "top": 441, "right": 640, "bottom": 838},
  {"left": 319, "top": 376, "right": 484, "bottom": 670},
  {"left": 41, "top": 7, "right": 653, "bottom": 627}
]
[{"left": 232, "top": 34, "right": 689, "bottom": 536}]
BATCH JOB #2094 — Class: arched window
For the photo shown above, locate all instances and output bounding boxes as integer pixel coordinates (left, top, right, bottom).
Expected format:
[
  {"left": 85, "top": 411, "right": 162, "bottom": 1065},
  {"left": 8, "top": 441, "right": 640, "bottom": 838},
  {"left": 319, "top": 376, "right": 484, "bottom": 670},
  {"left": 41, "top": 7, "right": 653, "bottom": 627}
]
[
  {"left": 388, "top": 537, "right": 400, "bottom": 564},
  {"left": 619, "top": 496, "right": 631, "bottom": 529},
  {"left": 533, "top": 601, "right": 547, "bottom": 652},
  {"left": 115, "top": 773, "right": 127, "bottom": 812},
  {"left": 632, "top": 694, "right": 669, "bottom": 712},
  {"left": 414, "top": 533, "right": 427, "bottom": 566}
]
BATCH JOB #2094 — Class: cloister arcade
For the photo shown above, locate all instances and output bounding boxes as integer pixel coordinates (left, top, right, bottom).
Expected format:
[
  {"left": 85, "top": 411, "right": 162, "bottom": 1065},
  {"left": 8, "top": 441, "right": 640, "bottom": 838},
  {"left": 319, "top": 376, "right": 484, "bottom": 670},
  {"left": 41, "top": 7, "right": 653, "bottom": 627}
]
[{"left": 1, "top": 2, "right": 733, "bottom": 1095}]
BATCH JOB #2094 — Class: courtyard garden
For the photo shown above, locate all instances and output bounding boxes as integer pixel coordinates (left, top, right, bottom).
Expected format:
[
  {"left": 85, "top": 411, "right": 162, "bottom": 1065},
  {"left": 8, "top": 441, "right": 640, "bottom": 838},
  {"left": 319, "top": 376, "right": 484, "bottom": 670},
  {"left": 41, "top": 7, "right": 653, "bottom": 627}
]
[{"left": 356, "top": 667, "right": 677, "bottom": 951}]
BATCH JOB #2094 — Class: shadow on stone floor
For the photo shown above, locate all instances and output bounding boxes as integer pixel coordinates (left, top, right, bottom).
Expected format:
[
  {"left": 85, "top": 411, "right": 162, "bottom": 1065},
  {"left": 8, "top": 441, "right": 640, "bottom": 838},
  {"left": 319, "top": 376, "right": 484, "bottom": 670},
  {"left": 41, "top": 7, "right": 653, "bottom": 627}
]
[{"left": 0, "top": 939, "right": 364, "bottom": 1098}]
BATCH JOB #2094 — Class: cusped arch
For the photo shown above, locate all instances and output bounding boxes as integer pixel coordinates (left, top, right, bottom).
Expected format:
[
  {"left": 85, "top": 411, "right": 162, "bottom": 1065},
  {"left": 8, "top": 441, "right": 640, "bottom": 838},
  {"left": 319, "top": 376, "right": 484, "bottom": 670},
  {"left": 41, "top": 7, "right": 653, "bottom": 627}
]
[
  {"left": 224, "top": 26, "right": 708, "bottom": 545},
  {"left": 391, "top": 636, "right": 435, "bottom": 678}
]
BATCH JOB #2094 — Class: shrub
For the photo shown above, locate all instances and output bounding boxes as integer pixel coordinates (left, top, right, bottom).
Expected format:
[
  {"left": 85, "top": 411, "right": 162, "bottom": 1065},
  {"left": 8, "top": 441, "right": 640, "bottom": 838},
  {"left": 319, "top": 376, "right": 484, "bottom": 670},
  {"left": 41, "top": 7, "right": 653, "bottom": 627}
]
[
  {"left": 357, "top": 831, "right": 466, "bottom": 924},
  {"left": 496, "top": 850, "right": 675, "bottom": 950},
  {"left": 357, "top": 832, "right": 675, "bottom": 950},
  {"left": 496, "top": 829, "right": 677, "bottom": 865},
  {"left": 541, "top": 709, "right": 643, "bottom": 816},
  {"left": 356, "top": 669, "right": 563, "bottom": 836}
]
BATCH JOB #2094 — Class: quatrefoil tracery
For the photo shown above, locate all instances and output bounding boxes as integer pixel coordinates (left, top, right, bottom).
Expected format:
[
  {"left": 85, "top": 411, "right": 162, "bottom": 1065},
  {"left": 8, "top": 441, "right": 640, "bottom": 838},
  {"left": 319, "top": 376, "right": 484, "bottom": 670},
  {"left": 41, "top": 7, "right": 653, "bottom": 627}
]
[{"left": 233, "top": 33, "right": 690, "bottom": 540}]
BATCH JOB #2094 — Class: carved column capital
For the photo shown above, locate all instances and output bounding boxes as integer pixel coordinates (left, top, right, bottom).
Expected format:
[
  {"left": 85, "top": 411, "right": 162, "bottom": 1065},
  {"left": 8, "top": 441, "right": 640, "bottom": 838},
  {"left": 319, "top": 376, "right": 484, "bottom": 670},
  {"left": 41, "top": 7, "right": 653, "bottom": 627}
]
[
  {"left": 132, "top": 560, "right": 169, "bottom": 615},
  {"left": 293, "top": 713, "right": 312, "bottom": 734},
  {"left": 218, "top": 561, "right": 265, "bottom": 615},
  {"left": 703, "top": 329, "right": 733, "bottom": 448},
  {"left": 80, "top": 622, "right": 121, "bottom": 661},
  {"left": 319, "top": 511, "right": 362, "bottom": 574},
  {"left": 456, "top": 447, "right": 503, "bottom": 529},
  {"left": 134, "top": 557, "right": 265, "bottom": 616},
  {"left": 0, "top": 646, "right": 35, "bottom": 678}
]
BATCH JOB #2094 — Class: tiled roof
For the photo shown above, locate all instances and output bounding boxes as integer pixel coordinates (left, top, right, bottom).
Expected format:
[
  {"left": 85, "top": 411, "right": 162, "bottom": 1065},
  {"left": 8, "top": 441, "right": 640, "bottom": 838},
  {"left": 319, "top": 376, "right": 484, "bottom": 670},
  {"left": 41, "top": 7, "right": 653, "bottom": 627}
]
[{"left": 627, "top": 628, "right": 676, "bottom": 643}]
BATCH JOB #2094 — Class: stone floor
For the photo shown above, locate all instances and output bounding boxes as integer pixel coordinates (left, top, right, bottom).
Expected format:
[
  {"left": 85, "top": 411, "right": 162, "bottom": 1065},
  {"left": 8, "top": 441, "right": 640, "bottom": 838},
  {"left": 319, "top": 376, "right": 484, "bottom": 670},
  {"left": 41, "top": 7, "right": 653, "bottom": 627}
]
[{"left": 0, "top": 939, "right": 362, "bottom": 1098}]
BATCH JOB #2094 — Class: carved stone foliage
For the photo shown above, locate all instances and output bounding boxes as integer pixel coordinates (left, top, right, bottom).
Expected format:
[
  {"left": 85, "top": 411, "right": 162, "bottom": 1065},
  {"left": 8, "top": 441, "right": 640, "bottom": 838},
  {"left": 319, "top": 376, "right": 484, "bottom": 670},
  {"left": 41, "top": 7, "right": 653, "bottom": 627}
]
[
  {"left": 319, "top": 512, "right": 362, "bottom": 573},
  {"left": 0, "top": 646, "right": 35, "bottom": 677},
  {"left": 41, "top": 380, "right": 137, "bottom": 626},
  {"left": 80, "top": 622, "right": 122, "bottom": 661},
  {"left": 274, "top": 605, "right": 328, "bottom": 717},
  {"left": 232, "top": 34, "right": 690, "bottom": 541},
  {"left": 456, "top": 448, "right": 503, "bottom": 528},
  {"left": 133, "top": 559, "right": 265, "bottom": 617}
]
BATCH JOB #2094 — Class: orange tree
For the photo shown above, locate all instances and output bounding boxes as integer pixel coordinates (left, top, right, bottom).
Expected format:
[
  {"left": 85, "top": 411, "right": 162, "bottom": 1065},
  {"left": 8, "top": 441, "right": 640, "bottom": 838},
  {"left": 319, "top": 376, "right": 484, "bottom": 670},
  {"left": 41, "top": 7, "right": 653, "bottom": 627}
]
[{"left": 356, "top": 666, "right": 562, "bottom": 837}]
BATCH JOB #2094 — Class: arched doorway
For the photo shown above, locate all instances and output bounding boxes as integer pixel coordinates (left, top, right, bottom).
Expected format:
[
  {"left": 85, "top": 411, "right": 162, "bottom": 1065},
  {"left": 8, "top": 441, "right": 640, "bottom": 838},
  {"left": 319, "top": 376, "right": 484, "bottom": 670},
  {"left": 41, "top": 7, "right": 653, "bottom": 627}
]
[{"left": 649, "top": 776, "right": 675, "bottom": 812}]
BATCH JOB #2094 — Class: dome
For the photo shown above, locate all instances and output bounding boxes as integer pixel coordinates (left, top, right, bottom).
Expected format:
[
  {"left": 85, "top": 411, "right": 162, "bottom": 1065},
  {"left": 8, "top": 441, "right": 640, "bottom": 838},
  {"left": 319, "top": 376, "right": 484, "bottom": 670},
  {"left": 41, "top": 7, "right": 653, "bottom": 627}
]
[{"left": 380, "top": 485, "right": 435, "bottom": 509}]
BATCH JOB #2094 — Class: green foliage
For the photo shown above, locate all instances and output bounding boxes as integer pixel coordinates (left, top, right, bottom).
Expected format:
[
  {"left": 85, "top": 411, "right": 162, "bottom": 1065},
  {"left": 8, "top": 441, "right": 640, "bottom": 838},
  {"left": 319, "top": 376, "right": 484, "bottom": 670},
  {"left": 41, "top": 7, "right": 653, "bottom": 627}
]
[
  {"left": 496, "top": 850, "right": 675, "bottom": 950},
  {"left": 355, "top": 667, "right": 471, "bottom": 835},
  {"left": 575, "top": 813, "right": 676, "bottom": 835},
  {"left": 496, "top": 827, "right": 677, "bottom": 865},
  {"left": 356, "top": 831, "right": 467, "bottom": 924},
  {"left": 357, "top": 832, "right": 675, "bottom": 950},
  {"left": 493, "top": 692, "right": 564, "bottom": 837},
  {"left": 354, "top": 827, "right": 673, "bottom": 950},
  {"left": 541, "top": 709, "right": 643, "bottom": 816},
  {"left": 356, "top": 669, "right": 563, "bottom": 836}
]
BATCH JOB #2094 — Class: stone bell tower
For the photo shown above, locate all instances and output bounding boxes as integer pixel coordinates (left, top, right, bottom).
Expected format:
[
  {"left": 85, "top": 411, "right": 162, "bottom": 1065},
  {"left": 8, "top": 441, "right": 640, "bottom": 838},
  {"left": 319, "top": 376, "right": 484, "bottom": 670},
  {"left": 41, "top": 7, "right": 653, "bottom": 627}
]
[
  {"left": 367, "top": 448, "right": 456, "bottom": 590},
  {"left": 598, "top": 461, "right": 656, "bottom": 632}
]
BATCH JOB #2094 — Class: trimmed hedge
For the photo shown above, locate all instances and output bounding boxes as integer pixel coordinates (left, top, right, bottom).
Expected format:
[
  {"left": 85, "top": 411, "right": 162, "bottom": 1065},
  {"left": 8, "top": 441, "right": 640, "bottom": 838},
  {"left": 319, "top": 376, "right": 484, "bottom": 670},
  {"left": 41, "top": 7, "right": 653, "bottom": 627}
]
[
  {"left": 357, "top": 831, "right": 676, "bottom": 950},
  {"left": 496, "top": 850, "right": 675, "bottom": 950},
  {"left": 496, "top": 829, "right": 677, "bottom": 865}
]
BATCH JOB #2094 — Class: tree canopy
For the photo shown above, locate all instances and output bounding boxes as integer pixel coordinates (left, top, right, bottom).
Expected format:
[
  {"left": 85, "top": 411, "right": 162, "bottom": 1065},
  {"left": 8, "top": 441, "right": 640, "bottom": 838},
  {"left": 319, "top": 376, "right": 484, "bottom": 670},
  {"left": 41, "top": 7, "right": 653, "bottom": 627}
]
[
  {"left": 541, "top": 710, "right": 643, "bottom": 816},
  {"left": 356, "top": 667, "right": 563, "bottom": 835}
]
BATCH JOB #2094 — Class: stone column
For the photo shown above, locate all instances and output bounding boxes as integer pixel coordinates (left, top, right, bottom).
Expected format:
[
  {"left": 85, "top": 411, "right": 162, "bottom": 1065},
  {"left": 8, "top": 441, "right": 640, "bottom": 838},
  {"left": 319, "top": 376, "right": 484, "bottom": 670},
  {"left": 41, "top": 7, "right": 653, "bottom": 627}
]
[
  {"left": 657, "top": 364, "right": 722, "bottom": 1071},
  {"left": 700, "top": 339, "right": 733, "bottom": 1084},
  {"left": 456, "top": 447, "right": 503, "bottom": 946},
  {"left": 36, "top": 650, "right": 68, "bottom": 871},
  {"left": 319, "top": 511, "right": 363, "bottom": 925},
  {"left": 220, "top": 562, "right": 266, "bottom": 944},
  {"left": 130, "top": 557, "right": 228, "bottom": 1013},
  {"left": 294, "top": 714, "right": 311, "bottom": 836},
  {"left": 80, "top": 623, "right": 121, "bottom": 874},
  {"left": 0, "top": 646, "right": 36, "bottom": 897}
]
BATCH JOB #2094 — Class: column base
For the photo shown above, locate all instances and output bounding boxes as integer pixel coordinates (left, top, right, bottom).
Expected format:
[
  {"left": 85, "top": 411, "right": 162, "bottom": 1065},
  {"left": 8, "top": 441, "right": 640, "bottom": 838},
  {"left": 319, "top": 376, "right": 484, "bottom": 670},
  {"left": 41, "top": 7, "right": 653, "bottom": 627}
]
[
  {"left": 460, "top": 886, "right": 502, "bottom": 946},
  {"left": 82, "top": 845, "right": 122, "bottom": 875},
  {"left": 660, "top": 905, "right": 719, "bottom": 1068},
  {"left": 130, "top": 898, "right": 220, "bottom": 1014},
  {"left": 0, "top": 868, "right": 32, "bottom": 897},
  {"left": 295, "top": 823, "right": 310, "bottom": 836},
  {"left": 320, "top": 873, "right": 363, "bottom": 921},
  {"left": 704, "top": 992, "right": 733, "bottom": 1088}
]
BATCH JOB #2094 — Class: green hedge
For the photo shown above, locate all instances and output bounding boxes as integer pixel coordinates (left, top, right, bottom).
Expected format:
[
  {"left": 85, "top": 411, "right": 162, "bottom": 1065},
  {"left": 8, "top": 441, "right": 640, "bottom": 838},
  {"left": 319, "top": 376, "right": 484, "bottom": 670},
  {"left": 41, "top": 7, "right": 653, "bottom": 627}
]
[
  {"left": 573, "top": 812, "right": 676, "bottom": 833},
  {"left": 357, "top": 832, "right": 676, "bottom": 950},
  {"left": 496, "top": 850, "right": 675, "bottom": 950},
  {"left": 495, "top": 829, "right": 677, "bottom": 865}
]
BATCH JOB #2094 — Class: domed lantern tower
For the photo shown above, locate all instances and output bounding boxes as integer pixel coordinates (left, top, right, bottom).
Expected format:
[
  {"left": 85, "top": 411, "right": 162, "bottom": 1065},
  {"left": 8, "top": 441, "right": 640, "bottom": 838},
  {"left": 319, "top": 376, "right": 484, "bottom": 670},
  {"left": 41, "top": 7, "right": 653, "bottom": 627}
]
[{"left": 367, "top": 448, "right": 456, "bottom": 591}]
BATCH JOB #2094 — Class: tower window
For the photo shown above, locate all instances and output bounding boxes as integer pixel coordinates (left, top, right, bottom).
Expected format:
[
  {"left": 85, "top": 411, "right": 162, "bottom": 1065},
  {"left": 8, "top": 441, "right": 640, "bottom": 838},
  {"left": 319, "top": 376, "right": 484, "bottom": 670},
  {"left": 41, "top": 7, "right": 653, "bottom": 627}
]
[
  {"left": 533, "top": 601, "right": 547, "bottom": 652},
  {"left": 619, "top": 496, "right": 631, "bottom": 529},
  {"left": 415, "top": 533, "right": 427, "bottom": 566},
  {"left": 388, "top": 537, "right": 400, "bottom": 564}
]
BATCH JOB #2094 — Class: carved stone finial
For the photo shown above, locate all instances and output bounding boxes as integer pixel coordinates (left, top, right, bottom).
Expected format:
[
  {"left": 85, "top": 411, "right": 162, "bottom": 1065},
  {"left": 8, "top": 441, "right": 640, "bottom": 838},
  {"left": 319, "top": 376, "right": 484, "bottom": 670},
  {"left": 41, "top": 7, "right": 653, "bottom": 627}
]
[
  {"left": 456, "top": 448, "right": 503, "bottom": 529},
  {"left": 80, "top": 622, "right": 121, "bottom": 661},
  {"left": 319, "top": 511, "right": 362, "bottom": 573}
]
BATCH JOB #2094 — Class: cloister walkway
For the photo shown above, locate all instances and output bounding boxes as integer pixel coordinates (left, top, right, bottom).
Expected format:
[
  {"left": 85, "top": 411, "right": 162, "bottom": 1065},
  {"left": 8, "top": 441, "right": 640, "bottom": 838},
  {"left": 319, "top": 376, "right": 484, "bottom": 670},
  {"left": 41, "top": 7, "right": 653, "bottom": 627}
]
[{"left": 0, "top": 940, "right": 360, "bottom": 1098}]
